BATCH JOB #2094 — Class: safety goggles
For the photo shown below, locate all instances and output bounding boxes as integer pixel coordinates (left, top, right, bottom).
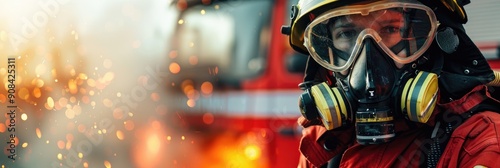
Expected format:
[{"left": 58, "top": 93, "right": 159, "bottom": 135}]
[{"left": 303, "top": 0, "right": 438, "bottom": 72}]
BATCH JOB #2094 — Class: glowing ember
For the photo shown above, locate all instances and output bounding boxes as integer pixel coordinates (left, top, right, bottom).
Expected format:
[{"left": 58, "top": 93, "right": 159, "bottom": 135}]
[
  {"left": 87, "top": 79, "right": 96, "bottom": 87},
  {"left": 113, "top": 108, "right": 124, "bottom": 120},
  {"left": 103, "top": 72, "right": 115, "bottom": 82},
  {"left": 33, "top": 87, "right": 42, "bottom": 98},
  {"left": 57, "top": 141, "right": 65, "bottom": 149},
  {"left": 169, "top": 50, "right": 178, "bottom": 58},
  {"left": 78, "top": 73, "right": 88, "bottom": 80},
  {"left": 124, "top": 120, "right": 135, "bottom": 131},
  {"left": 183, "top": 84, "right": 194, "bottom": 95},
  {"left": 169, "top": 62, "right": 181, "bottom": 74},
  {"left": 66, "top": 134, "right": 74, "bottom": 142},
  {"left": 0, "top": 94, "right": 5, "bottom": 103},
  {"left": 34, "top": 79, "right": 44, "bottom": 87},
  {"left": 116, "top": 130, "right": 125, "bottom": 140},
  {"left": 0, "top": 123, "right": 6, "bottom": 133},
  {"left": 103, "top": 99, "right": 113, "bottom": 108},
  {"left": 57, "top": 97, "right": 68, "bottom": 106},
  {"left": 65, "top": 141, "right": 72, "bottom": 150},
  {"left": 65, "top": 109, "right": 75, "bottom": 119},
  {"left": 189, "top": 56, "right": 198, "bottom": 65},
  {"left": 73, "top": 105, "right": 82, "bottom": 115},
  {"left": 78, "top": 124, "right": 86, "bottom": 133},
  {"left": 200, "top": 82, "right": 213, "bottom": 95},
  {"left": 150, "top": 92, "right": 160, "bottom": 101},
  {"left": 68, "top": 79, "right": 78, "bottom": 94},
  {"left": 151, "top": 120, "right": 161, "bottom": 130},
  {"left": 187, "top": 99, "right": 196, "bottom": 107},
  {"left": 104, "top": 160, "right": 112, "bottom": 168},
  {"left": 202, "top": 113, "right": 214, "bottom": 125},
  {"left": 36, "top": 128, "right": 42, "bottom": 138},
  {"left": 19, "top": 88, "right": 30, "bottom": 100},
  {"left": 70, "top": 96, "right": 77, "bottom": 103},
  {"left": 47, "top": 97, "right": 55, "bottom": 109},
  {"left": 21, "top": 113, "right": 28, "bottom": 121}
]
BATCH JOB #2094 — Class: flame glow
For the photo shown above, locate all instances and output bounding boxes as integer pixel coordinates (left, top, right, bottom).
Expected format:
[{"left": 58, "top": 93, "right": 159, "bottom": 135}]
[{"left": 0, "top": 1, "right": 287, "bottom": 168}]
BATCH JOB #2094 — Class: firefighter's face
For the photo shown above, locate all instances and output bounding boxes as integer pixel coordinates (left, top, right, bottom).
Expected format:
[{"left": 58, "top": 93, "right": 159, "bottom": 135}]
[
  {"left": 329, "top": 10, "right": 403, "bottom": 53},
  {"left": 303, "top": 1, "right": 439, "bottom": 73}
]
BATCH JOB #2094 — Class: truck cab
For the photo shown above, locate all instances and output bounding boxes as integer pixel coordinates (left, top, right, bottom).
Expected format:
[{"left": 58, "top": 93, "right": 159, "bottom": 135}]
[{"left": 165, "top": 0, "right": 303, "bottom": 167}]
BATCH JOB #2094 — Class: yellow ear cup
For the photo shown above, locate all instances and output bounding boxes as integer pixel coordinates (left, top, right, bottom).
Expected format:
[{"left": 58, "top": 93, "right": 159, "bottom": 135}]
[
  {"left": 401, "top": 71, "right": 439, "bottom": 123},
  {"left": 310, "top": 82, "right": 349, "bottom": 130}
]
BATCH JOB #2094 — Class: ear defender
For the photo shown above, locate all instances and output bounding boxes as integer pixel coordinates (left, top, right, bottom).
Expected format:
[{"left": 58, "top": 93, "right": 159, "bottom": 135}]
[
  {"left": 400, "top": 71, "right": 439, "bottom": 123},
  {"left": 298, "top": 82, "right": 350, "bottom": 130}
]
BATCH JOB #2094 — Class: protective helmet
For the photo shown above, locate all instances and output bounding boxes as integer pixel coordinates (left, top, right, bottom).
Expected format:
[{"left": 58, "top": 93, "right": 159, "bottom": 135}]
[{"left": 282, "top": 0, "right": 469, "bottom": 55}]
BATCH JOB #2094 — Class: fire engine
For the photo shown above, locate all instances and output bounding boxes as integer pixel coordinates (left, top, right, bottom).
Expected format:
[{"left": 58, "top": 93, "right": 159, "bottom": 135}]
[
  {"left": 164, "top": 0, "right": 500, "bottom": 167},
  {"left": 165, "top": 0, "right": 303, "bottom": 167}
]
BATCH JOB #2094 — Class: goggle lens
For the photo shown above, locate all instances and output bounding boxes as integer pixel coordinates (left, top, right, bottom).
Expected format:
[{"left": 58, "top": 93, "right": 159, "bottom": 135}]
[{"left": 304, "top": 2, "right": 438, "bottom": 72}]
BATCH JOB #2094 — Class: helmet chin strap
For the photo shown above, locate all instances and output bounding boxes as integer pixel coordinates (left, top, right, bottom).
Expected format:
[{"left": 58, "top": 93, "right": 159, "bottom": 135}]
[{"left": 302, "top": 56, "right": 321, "bottom": 86}]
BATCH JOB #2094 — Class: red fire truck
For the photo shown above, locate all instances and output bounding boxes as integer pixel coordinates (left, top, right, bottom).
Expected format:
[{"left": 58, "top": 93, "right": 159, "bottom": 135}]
[
  {"left": 165, "top": 0, "right": 303, "bottom": 167},
  {"left": 165, "top": 0, "right": 500, "bottom": 167}
]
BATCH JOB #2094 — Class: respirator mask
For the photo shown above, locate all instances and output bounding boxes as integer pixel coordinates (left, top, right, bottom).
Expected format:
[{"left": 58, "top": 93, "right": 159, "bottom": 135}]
[{"left": 299, "top": 0, "right": 440, "bottom": 145}]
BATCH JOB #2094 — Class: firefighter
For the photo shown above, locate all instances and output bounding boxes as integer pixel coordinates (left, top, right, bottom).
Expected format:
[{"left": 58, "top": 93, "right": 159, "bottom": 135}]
[{"left": 281, "top": 0, "right": 500, "bottom": 167}]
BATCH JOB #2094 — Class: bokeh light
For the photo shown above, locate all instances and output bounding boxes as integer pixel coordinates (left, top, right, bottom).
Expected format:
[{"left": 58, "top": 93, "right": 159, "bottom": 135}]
[{"left": 0, "top": 1, "right": 305, "bottom": 168}]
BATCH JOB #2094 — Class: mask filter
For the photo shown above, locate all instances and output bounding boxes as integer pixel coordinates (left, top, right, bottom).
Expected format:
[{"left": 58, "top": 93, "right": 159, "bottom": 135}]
[
  {"left": 401, "top": 71, "right": 439, "bottom": 123},
  {"left": 299, "top": 82, "right": 351, "bottom": 130},
  {"left": 311, "top": 83, "right": 350, "bottom": 130}
]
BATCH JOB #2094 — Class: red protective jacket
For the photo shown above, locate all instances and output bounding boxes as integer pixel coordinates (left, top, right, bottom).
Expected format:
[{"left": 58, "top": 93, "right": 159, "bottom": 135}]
[{"left": 298, "top": 85, "right": 500, "bottom": 168}]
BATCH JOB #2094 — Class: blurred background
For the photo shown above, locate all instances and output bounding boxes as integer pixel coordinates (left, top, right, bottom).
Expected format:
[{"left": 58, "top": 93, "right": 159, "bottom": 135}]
[{"left": 0, "top": 0, "right": 498, "bottom": 168}]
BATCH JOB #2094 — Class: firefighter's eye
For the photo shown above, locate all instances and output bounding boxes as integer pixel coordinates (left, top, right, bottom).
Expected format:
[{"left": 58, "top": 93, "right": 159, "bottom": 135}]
[
  {"left": 380, "top": 26, "right": 401, "bottom": 35},
  {"left": 335, "top": 29, "right": 357, "bottom": 40}
]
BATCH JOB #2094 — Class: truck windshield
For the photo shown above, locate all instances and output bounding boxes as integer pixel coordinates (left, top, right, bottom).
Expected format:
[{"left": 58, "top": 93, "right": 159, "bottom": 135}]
[{"left": 170, "top": 0, "right": 273, "bottom": 87}]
